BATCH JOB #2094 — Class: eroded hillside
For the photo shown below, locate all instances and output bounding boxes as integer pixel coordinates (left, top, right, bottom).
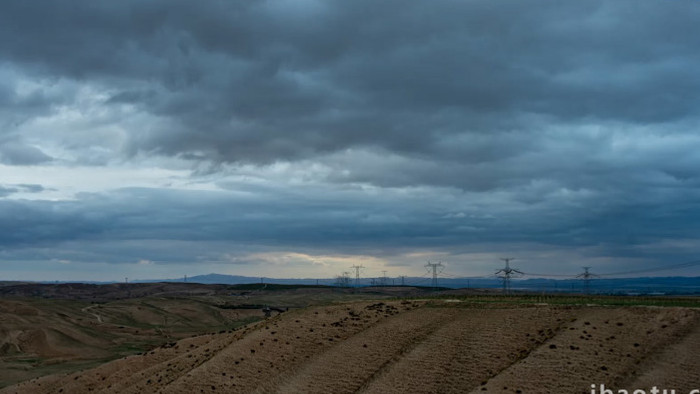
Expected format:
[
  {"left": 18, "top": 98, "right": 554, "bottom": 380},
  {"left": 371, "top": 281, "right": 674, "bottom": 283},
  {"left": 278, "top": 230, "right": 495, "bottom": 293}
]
[{"left": 3, "top": 300, "right": 698, "bottom": 394}]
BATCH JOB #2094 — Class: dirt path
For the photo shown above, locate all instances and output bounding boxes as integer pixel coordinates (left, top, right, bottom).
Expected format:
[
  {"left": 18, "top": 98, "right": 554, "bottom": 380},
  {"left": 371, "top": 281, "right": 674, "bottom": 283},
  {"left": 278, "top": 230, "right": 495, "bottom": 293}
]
[{"left": 80, "top": 305, "right": 103, "bottom": 323}]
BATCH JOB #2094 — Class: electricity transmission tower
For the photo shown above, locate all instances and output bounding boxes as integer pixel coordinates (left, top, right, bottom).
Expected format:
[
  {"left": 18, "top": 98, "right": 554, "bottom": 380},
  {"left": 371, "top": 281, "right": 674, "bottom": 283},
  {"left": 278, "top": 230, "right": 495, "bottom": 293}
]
[
  {"left": 495, "top": 258, "right": 522, "bottom": 295},
  {"left": 425, "top": 261, "right": 444, "bottom": 290},
  {"left": 576, "top": 266, "right": 599, "bottom": 294},
  {"left": 380, "top": 270, "right": 388, "bottom": 286},
  {"left": 351, "top": 265, "right": 364, "bottom": 287},
  {"left": 336, "top": 272, "right": 351, "bottom": 287}
]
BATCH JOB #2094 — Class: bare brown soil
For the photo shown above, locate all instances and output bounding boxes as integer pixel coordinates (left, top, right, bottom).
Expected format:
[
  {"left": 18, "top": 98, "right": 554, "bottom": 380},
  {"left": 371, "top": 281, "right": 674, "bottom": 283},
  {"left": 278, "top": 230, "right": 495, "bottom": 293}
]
[
  {"left": 0, "top": 284, "right": 433, "bottom": 387},
  {"left": 0, "top": 282, "right": 233, "bottom": 302},
  {"left": 0, "top": 296, "right": 262, "bottom": 387},
  {"left": 2, "top": 300, "right": 697, "bottom": 394}
]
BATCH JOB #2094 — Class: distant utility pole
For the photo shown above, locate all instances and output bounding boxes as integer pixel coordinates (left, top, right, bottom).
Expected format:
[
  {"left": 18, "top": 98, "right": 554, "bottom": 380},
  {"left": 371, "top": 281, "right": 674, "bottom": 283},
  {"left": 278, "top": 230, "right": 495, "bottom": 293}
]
[
  {"left": 125, "top": 277, "right": 128, "bottom": 284},
  {"left": 381, "top": 270, "right": 388, "bottom": 286},
  {"left": 425, "top": 261, "right": 444, "bottom": 290},
  {"left": 400, "top": 275, "right": 406, "bottom": 286},
  {"left": 351, "top": 265, "right": 364, "bottom": 287},
  {"left": 336, "top": 272, "right": 351, "bottom": 287},
  {"left": 495, "top": 258, "right": 522, "bottom": 295},
  {"left": 184, "top": 274, "right": 187, "bottom": 283},
  {"left": 576, "top": 266, "right": 599, "bottom": 294}
]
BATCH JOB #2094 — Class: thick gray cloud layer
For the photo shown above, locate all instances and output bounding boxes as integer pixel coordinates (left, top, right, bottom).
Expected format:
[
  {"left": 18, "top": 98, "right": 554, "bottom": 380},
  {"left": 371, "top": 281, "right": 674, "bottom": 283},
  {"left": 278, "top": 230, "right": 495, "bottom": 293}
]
[
  {"left": 1, "top": 1, "right": 700, "bottom": 277},
  {"left": 3, "top": 1, "right": 699, "bottom": 164}
]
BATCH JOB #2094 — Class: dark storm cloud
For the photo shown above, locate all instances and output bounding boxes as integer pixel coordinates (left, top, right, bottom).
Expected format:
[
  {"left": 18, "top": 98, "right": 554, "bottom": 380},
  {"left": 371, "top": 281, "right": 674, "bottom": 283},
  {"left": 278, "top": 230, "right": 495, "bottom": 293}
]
[
  {"left": 0, "top": 141, "right": 54, "bottom": 165},
  {"left": 2, "top": 1, "right": 700, "bottom": 276},
  {"left": 15, "top": 184, "right": 45, "bottom": 193},
  {"left": 0, "top": 187, "right": 17, "bottom": 198},
  {"left": 2, "top": 0, "right": 700, "bottom": 169},
  {"left": 0, "top": 187, "right": 446, "bottom": 249},
  {"left": 0, "top": 184, "right": 45, "bottom": 197},
  {"left": 1, "top": 185, "right": 699, "bottom": 270}
]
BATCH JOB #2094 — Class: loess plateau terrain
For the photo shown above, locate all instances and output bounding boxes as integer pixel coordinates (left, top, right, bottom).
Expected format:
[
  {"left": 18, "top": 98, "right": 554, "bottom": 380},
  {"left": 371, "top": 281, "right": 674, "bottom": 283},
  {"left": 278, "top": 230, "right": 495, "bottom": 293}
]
[{"left": 1, "top": 289, "right": 698, "bottom": 394}]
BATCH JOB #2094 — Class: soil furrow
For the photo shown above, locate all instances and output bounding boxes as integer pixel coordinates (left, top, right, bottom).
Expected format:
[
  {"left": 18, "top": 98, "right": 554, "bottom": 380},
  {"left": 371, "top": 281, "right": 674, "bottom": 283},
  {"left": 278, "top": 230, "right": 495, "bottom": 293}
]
[
  {"left": 361, "top": 306, "right": 576, "bottom": 393},
  {"left": 626, "top": 311, "right": 700, "bottom": 392},
  {"left": 470, "top": 307, "right": 698, "bottom": 394},
  {"left": 268, "top": 308, "right": 454, "bottom": 394}
]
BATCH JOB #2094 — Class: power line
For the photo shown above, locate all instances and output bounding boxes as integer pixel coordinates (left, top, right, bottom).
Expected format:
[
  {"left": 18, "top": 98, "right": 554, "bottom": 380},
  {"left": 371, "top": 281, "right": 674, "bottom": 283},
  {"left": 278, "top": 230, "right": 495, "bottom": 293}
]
[
  {"left": 403, "top": 270, "right": 434, "bottom": 286},
  {"left": 408, "top": 276, "right": 433, "bottom": 286},
  {"left": 439, "top": 272, "right": 497, "bottom": 279},
  {"left": 520, "top": 272, "right": 577, "bottom": 278},
  {"left": 597, "top": 259, "right": 700, "bottom": 277},
  {"left": 521, "top": 259, "right": 700, "bottom": 278}
]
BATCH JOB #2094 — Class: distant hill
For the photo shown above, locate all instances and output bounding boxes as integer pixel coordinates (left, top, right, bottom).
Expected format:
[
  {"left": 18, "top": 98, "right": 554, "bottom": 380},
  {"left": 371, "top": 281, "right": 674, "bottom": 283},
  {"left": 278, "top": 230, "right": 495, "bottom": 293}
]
[
  {"left": 148, "top": 273, "right": 700, "bottom": 295},
  {"left": 25, "top": 273, "right": 700, "bottom": 295},
  {"left": 154, "top": 273, "right": 337, "bottom": 286}
]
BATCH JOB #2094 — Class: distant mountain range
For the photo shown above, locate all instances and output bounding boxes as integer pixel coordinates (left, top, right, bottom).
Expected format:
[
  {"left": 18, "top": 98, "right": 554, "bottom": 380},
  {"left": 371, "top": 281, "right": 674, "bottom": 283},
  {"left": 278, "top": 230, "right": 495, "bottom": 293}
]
[
  {"left": 148, "top": 273, "right": 700, "bottom": 295},
  {"left": 150, "top": 273, "right": 337, "bottom": 286},
  {"left": 27, "top": 273, "right": 699, "bottom": 295}
]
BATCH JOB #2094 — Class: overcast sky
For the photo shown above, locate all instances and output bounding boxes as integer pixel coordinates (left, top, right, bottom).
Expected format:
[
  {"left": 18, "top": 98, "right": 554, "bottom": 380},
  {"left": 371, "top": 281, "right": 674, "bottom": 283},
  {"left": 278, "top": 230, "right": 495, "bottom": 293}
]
[{"left": 2, "top": 0, "right": 700, "bottom": 281}]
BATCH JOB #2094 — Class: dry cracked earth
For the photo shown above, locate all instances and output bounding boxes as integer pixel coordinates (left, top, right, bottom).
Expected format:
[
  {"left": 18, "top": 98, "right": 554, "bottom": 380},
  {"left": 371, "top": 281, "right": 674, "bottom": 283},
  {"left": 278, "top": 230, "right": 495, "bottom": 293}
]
[{"left": 2, "top": 300, "right": 699, "bottom": 394}]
